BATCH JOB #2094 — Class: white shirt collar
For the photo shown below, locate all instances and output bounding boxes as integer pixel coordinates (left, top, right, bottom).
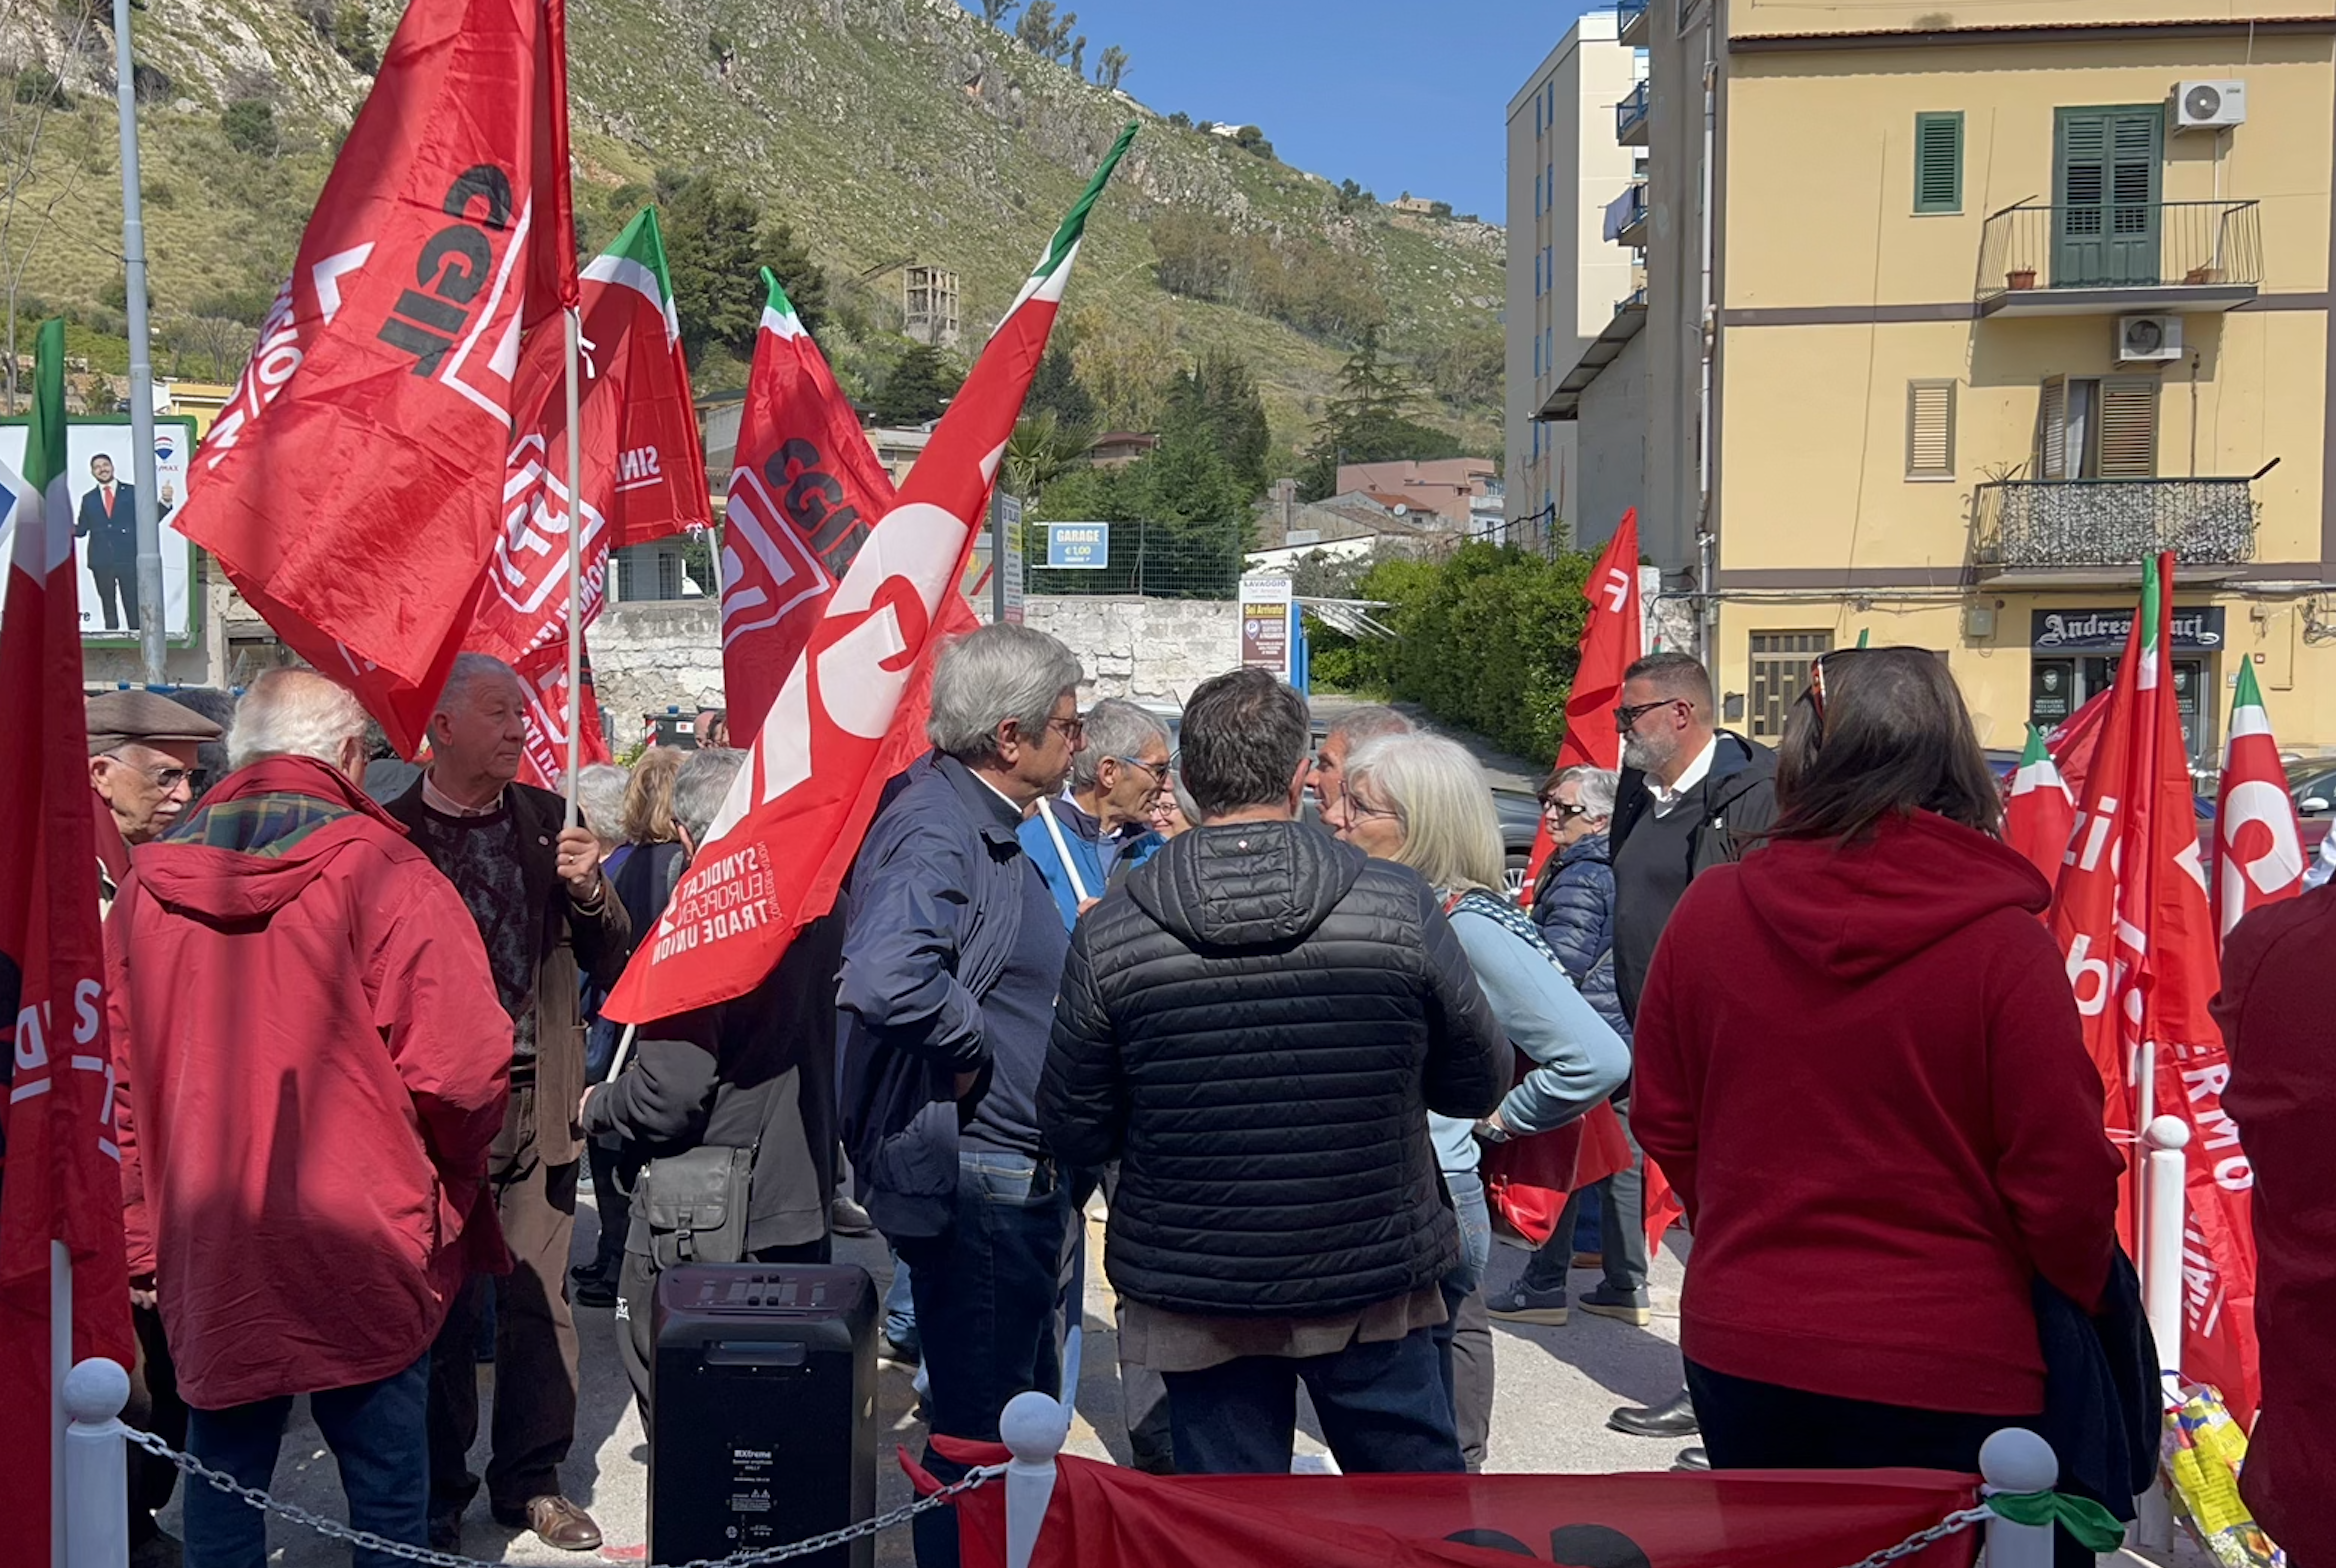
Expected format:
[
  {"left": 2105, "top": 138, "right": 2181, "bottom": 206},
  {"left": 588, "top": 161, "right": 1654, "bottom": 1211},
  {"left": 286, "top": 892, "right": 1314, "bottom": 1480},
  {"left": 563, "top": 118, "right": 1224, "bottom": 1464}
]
[
  {"left": 970, "top": 768, "right": 1032, "bottom": 820},
  {"left": 1648, "top": 735, "right": 1719, "bottom": 817},
  {"left": 421, "top": 769, "right": 505, "bottom": 819}
]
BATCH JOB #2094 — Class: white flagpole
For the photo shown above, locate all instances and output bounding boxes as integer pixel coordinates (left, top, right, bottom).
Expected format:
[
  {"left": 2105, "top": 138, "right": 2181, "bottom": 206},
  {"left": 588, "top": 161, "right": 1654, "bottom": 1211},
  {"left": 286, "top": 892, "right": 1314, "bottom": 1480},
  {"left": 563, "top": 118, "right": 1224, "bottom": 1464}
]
[
  {"left": 50, "top": 1241, "right": 69, "bottom": 1568},
  {"left": 563, "top": 305, "right": 585, "bottom": 827}
]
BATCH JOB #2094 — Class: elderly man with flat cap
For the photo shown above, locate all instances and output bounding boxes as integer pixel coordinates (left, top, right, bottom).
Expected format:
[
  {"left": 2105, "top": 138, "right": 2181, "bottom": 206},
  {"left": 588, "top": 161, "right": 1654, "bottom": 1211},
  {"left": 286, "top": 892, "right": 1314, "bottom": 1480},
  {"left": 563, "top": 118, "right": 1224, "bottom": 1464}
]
[
  {"left": 83, "top": 689, "right": 219, "bottom": 1565},
  {"left": 87, "top": 689, "right": 221, "bottom": 915}
]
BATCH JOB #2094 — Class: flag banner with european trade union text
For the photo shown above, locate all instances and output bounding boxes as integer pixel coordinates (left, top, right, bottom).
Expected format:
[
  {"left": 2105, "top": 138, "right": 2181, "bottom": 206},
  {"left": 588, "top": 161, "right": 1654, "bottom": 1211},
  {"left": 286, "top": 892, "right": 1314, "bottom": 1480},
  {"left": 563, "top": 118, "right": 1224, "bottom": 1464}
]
[
  {"left": 602, "top": 126, "right": 1137, "bottom": 1024},
  {"left": 920, "top": 1441, "right": 1985, "bottom": 1568},
  {"left": 176, "top": 0, "right": 578, "bottom": 757},
  {"left": 0, "top": 320, "right": 135, "bottom": 1567}
]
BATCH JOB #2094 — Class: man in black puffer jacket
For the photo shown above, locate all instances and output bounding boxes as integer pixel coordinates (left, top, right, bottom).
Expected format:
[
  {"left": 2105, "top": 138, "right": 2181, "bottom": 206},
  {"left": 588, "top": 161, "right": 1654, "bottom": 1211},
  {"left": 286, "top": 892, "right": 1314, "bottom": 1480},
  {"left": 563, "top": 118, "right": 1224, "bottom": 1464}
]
[{"left": 1041, "top": 667, "right": 1507, "bottom": 1477}]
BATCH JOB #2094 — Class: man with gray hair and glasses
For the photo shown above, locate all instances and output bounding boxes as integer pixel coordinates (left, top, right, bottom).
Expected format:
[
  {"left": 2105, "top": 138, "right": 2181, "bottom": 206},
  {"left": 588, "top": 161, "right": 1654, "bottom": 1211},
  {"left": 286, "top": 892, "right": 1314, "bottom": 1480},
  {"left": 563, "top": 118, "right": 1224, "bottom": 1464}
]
[
  {"left": 584, "top": 747, "right": 845, "bottom": 1421},
  {"left": 837, "top": 622, "right": 1087, "bottom": 1568},
  {"left": 1019, "top": 696, "right": 1170, "bottom": 929}
]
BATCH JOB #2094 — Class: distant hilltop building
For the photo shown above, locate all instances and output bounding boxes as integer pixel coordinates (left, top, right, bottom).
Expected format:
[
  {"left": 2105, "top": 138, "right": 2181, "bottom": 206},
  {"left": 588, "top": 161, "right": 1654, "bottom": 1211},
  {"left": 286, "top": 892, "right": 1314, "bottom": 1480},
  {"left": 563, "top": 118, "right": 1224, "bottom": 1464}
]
[
  {"left": 903, "top": 265, "right": 961, "bottom": 349},
  {"left": 1391, "top": 193, "right": 1437, "bottom": 215}
]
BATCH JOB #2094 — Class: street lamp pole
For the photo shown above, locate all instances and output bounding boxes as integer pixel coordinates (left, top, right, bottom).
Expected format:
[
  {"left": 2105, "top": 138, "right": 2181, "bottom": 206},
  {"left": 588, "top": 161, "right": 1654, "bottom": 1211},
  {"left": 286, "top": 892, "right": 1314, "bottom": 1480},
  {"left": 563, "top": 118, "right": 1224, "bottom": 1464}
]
[{"left": 111, "top": 0, "right": 165, "bottom": 683}]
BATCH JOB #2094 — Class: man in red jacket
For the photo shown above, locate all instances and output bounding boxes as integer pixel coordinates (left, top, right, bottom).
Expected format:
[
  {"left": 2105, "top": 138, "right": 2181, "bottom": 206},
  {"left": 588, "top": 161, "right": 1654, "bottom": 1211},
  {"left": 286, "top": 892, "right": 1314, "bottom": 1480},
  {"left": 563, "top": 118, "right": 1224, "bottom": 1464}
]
[
  {"left": 108, "top": 668, "right": 511, "bottom": 1568},
  {"left": 2214, "top": 892, "right": 2335, "bottom": 1566}
]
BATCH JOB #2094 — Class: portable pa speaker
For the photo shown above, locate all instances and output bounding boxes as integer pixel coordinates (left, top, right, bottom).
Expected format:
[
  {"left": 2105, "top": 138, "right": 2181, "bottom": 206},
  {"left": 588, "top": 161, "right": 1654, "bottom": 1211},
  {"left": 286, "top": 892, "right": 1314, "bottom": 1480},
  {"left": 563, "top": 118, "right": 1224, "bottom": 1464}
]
[{"left": 650, "top": 1264, "right": 878, "bottom": 1567}]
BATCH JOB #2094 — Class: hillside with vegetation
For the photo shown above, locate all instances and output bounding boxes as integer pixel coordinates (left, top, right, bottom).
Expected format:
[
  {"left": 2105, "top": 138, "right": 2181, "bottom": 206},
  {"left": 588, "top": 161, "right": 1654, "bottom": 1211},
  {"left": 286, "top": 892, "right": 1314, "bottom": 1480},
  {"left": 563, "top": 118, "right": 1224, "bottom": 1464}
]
[{"left": 0, "top": 0, "right": 1504, "bottom": 470}]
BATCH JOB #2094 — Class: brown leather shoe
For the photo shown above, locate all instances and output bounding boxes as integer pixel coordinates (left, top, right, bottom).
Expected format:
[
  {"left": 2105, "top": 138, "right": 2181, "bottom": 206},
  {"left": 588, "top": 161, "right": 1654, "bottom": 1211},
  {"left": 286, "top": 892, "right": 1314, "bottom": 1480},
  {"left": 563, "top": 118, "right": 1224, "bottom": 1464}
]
[{"left": 494, "top": 1495, "right": 602, "bottom": 1552}]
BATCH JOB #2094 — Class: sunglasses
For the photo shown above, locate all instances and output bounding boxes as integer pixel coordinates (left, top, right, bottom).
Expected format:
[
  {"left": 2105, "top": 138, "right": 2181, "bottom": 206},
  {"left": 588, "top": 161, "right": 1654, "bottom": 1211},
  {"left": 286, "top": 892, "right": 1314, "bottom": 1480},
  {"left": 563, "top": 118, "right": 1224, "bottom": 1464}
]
[
  {"left": 1613, "top": 697, "right": 1681, "bottom": 733},
  {"left": 1541, "top": 797, "right": 1590, "bottom": 819}
]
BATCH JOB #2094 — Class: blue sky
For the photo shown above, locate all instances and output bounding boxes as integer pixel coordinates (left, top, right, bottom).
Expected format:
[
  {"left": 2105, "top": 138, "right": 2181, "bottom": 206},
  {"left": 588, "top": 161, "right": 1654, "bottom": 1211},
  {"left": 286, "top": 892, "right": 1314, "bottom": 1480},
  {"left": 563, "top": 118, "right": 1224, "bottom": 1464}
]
[{"left": 953, "top": 0, "right": 1580, "bottom": 224}]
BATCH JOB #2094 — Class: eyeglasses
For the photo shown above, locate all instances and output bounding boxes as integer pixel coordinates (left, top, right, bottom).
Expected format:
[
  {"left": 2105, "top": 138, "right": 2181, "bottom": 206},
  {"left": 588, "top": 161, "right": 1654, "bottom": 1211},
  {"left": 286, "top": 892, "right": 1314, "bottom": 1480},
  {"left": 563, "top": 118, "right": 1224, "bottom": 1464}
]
[
  {"left": 111, "top": 758, "right": 201, "bottom": 794},
  {"left": 1541, "top": 797, "right": 1589, "bottom": 820},
  {"left": 1114, "top": 755, "right": 1167, "bottom": 791},
  {"left": 1338, "top": 785, "right": 1401, "bottom": 823},
  {"left": 1040, "top": 715, "right": 1085, "bottom": 745},
  {"left": 1613, "top": 697, "right": 1680, "bottom": 733}
]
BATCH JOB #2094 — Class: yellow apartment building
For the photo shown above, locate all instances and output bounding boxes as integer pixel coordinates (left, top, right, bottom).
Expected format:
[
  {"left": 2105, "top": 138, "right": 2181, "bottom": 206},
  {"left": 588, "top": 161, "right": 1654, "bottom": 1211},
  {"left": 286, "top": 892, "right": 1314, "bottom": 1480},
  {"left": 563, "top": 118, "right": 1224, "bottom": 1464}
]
[{"left": 1623, "top": 0, "right": 2336, "bottom": 760}]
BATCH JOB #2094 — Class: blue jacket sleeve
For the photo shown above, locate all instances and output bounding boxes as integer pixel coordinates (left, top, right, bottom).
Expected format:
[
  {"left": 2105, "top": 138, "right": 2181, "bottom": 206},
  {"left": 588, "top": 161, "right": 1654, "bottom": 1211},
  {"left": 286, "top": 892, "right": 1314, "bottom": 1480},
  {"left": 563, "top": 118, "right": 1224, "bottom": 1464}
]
[
  {"left": 1452, "top": 910, "right": 1629, "bottom": 1137},
  {"left": 836, "top": 818, "right": 990, "bottom": 1072},
  {"left": 1533, "top": 857, "right": 1613, "bottom": 984}
]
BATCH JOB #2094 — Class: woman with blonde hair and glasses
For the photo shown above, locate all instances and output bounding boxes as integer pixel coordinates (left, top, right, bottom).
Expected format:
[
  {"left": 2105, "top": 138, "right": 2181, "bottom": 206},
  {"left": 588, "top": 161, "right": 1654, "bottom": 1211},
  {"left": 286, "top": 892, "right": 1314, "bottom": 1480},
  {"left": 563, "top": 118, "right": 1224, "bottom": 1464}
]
[{"left": 1338, "top": 732, "right": 1630, "bottom": 1469}]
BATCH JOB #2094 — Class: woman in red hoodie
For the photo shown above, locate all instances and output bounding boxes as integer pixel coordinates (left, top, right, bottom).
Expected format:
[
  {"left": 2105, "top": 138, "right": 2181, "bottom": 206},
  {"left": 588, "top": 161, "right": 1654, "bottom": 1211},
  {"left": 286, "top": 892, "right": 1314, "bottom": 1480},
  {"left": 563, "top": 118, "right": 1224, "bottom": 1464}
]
[{"left": 1633, "top": 647, "right": 2121, "bottom": 1480}]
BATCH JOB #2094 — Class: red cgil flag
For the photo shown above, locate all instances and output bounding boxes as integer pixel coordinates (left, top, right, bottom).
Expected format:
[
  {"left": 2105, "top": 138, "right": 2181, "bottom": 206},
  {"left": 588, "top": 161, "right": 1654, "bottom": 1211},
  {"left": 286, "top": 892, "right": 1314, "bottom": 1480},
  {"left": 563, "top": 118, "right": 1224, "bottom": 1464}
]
[
  {"left": 601, "top": 127, "right": 1137, "bottom": 1024},
  {"left": 715, "top": 268, "right": 911, "bottom": 735},
  {"left": 0, "top": 322, "right": 135, "bottom": 1565},
  {"left": 920, "top": 1439, "right": 1986, "bottom": 1568},
  {"left": 468, "top": 207, "right": 709, "bottom": 790},
  {"left": 2002, "top": 725, "right": 2076, "bottom": 889},
  {"left": 177, "top": 0, "right": 578, "bottom": 757},
  {"left": 1522, "top": 510, "right": 1641, "bottom": 899},
  {"left": 2213, "top": 660, "right": 2304, "bottom": 937},
  {"left": 2048, "top": 553, "right": 2258, "bottom": 1419}
]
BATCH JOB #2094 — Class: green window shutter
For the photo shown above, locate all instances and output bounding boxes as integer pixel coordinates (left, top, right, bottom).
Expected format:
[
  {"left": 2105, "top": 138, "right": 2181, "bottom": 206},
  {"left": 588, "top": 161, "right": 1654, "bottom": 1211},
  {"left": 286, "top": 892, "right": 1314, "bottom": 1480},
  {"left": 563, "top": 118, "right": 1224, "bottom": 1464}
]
[{"left": 1914, "top": 112, "right": 1963, "bottom": 214}]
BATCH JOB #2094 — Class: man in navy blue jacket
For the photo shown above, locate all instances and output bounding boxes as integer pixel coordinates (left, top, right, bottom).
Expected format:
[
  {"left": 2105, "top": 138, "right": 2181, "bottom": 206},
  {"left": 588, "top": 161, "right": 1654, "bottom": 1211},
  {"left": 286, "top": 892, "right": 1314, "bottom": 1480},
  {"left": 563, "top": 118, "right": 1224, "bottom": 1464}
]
[{"left": 837, "top": 623, "right": 1086, "bottom": 1568}]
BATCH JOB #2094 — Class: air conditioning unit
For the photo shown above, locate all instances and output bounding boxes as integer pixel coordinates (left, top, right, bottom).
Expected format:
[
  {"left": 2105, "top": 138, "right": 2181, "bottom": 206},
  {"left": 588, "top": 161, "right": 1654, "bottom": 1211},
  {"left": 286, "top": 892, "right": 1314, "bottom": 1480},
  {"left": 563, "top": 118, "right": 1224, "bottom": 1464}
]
[
  {"left": 2174, "top": 80, "right": 2247, "bottom": 130},
  {"left": 2117, "top": 315, "right": 2183, "bottom": 363}
]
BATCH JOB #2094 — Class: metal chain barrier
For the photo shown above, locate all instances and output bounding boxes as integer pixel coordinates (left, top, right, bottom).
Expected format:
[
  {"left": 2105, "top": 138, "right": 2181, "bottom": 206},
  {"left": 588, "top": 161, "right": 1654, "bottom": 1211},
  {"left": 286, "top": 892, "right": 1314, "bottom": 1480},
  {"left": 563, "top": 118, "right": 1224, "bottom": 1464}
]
[
  {"left": 1830, "top": 1506, "right": 1992, "bottom": 1568},
  {"left": 121, "top": 1422, "right": 2028, "bottom": 1568},
  {"left": 120, "top": 1425, "right": 1002, "bottom": 1568}
]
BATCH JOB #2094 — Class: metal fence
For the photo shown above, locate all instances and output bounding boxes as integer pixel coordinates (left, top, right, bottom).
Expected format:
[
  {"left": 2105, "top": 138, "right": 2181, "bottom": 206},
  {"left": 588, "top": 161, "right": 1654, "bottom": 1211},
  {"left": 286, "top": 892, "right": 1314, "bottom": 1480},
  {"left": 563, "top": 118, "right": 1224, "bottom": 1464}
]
[
  {"left": 1974, "top": 200, "right": 2262, "bottom": 303},
  {"left": 1971, "top": 476, "right": 2259, "bottom": 569},
  {"left": 1019, "top": 517, "right": 1248, "bottom": 599}
]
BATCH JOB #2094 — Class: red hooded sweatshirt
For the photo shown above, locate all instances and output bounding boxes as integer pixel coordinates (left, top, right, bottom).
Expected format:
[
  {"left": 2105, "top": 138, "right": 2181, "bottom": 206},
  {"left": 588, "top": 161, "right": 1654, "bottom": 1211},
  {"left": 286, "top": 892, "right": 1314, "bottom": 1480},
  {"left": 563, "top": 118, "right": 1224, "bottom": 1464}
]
[
  {"left": 1632, "top": 810, "right": 2122, "bottom": 1416},
  {"left": 2213, "top": 889, "right": 2336, "bottom": 1565},
  {"left": 107, "top": 755, "right": 511, "bottom": 1409}
]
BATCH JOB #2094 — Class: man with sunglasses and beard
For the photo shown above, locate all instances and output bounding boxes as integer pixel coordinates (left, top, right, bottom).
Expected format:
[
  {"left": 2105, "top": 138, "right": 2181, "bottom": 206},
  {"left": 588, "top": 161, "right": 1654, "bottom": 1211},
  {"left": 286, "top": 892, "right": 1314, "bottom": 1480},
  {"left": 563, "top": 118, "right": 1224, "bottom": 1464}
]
[{"left": 1601, "top": 651, "right": 1777, "bottom": 1464}]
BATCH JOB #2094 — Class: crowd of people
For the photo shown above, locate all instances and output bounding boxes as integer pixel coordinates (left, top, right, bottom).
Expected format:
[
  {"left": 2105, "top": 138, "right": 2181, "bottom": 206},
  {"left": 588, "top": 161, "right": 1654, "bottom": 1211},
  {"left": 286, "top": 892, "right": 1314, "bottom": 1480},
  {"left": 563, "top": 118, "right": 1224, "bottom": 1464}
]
[{"left": 75, "top": 627, "right": 2329, "bottom": 1568}]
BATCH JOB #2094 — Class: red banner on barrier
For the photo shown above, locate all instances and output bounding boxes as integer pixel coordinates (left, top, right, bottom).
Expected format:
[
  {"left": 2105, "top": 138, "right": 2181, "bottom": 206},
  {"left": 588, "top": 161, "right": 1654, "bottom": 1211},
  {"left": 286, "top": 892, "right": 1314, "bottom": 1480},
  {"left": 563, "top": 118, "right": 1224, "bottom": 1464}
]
[{"left": 918, "top": 1444, "right": 1981, "bottom": 1568}]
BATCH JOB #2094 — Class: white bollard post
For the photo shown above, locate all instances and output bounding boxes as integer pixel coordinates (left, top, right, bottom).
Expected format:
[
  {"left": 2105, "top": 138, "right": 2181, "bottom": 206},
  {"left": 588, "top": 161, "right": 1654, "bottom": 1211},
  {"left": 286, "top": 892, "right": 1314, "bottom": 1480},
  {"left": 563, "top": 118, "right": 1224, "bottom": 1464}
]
[
  {"left": 1979, "top": 1428, "right": 2058, "bottom": 1568},
  {"left": 62, "top": 1358, "right": 131, "bottom": 1568},
  {"left": 999, "top": 1390, "right": 1070, "bottom": 1568},
  {"left": 2133, "top": 1114, "right": 2191, "bottom": 1549}
]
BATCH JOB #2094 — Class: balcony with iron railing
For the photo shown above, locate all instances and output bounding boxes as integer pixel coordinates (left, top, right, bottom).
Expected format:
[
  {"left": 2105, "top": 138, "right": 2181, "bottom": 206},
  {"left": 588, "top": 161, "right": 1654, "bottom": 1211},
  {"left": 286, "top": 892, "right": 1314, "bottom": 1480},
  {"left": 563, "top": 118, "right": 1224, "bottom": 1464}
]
[
  {"left": 1615, "top": 80, "right": 1650, "bottom": 146},
  {"left": 1617, "top": 0, "right": 1650, "bottom": 45},
  {"left": 1603, "top": 181, "right": 1648, "bottom": 249},
  {"left": 1974, "top": 200, "right": 2262, "bottom": 315},
  {"left": 1971, "top": 475, "right": 2262, "bottom": 582}
]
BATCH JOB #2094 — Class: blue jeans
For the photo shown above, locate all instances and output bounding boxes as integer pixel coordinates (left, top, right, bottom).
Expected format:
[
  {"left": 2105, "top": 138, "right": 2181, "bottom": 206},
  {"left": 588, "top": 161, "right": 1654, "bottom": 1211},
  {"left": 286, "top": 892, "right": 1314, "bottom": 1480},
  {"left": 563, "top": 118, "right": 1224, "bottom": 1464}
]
[
  {"left": 893, "top": 1149, "right": 1073, "bottom": 1568},
  {"left": 1163, "top": 1325, "right": 1463, "bottom": 1475},
  {"left": 1435, "top": 1171, "right": 1494, "bottom": 1469},
  {"left": 185, "top": 1354, "right": 430, "bottom": 1568},
  {"left": 883, "top": 1249, "right": 918, "bottom": 1353}
]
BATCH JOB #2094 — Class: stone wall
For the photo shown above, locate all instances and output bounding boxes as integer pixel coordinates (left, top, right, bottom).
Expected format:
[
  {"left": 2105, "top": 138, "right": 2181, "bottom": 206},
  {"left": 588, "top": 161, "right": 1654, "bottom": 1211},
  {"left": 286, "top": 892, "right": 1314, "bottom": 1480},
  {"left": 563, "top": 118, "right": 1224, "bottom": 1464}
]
[{"left": 590, "top": 594, "right": 1245, "bottom": 729}]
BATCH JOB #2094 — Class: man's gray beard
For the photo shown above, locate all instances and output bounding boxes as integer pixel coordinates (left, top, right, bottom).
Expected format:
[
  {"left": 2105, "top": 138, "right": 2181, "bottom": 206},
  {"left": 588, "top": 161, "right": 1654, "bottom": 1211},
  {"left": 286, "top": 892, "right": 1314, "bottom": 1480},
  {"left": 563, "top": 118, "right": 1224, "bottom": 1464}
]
[{"left": 1621, "top": 731, "right": 1666, "bottom": 775}]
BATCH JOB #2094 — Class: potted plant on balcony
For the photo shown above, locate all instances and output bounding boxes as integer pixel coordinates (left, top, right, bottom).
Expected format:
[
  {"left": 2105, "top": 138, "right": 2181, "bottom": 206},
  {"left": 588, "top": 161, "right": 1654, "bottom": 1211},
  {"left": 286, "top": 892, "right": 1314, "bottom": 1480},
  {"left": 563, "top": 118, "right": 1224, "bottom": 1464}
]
[
  {"left": 2006, "top": 266, "right": 2038, "bottom": 290},
  {"left": 2184, "top": 264, "right": 2225, "bottom": 285}
]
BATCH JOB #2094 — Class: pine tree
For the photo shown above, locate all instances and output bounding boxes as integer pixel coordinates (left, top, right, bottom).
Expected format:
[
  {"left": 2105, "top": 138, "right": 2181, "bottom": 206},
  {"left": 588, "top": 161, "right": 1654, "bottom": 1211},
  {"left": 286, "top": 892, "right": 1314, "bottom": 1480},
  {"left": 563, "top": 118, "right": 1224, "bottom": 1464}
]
[{"left": 872, "top": 343, "right": 960, "bottom": 426}]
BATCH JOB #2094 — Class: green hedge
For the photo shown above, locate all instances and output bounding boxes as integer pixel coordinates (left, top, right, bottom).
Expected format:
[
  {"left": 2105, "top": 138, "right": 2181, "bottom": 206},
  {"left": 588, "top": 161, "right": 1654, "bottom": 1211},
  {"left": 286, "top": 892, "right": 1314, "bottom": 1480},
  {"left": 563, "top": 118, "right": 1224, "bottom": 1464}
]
[{"left": 1309, "top": 543, "right": 1593, "bottom": 763}]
